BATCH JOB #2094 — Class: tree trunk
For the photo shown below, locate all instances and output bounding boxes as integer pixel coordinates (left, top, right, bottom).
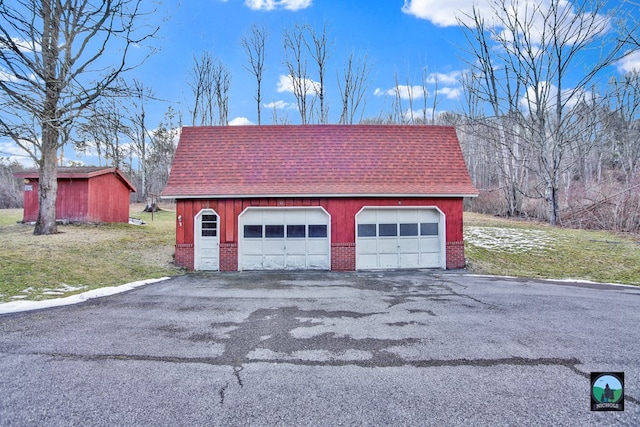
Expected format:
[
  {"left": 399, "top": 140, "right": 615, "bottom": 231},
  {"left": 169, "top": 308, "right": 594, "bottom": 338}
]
[
  {"left": 546, "top": 164, "right": 560, "bottom": 226},
  {"left": 34, "top": 141, "right": 58, "bottom": 235},
  {"left": 33, "top": 0, "right": 60, "bottom": 235}
]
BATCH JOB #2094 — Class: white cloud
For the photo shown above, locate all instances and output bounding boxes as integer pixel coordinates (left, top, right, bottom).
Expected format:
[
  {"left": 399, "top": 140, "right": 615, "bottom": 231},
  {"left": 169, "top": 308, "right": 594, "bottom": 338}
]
[
  {"left": 0, "top": 65, "right": 38, "bottom": 83},
  {"left": 401, "top": 0, "right": 491, "bottom": 27},
  {"left": 402, "top": 0, "right": 610, "bottom": 47},
  {"left": 0, "top": 68, "right": 18, "bottom": 82},
  {"left": 228, "top": 117, "right": 254, "bottom": 125},
  {"left": 0, "top": 37, "right": 39, "bottom": 53},
  {"left": 426, "top": 71, "right": 461, "bottom": 86},
  {"left": 400, "top": 107, "right": 451, "bottom": 123},
  {"left": 437, "top": 86, "right": 461, "bottom": 100},
  {"left": 617, "top": 50, "right": 640, "bottom": 74},
  {"left": 0, "top": 141, "right": 35, "bottom": 167},
  {"left": 496, "top": 1, "right": 609, "bottom": 47},
  {"left": 245, "top": 0, "right": 311, "bottom": 11},
  {"left": 374, "top": 85, "right": 427, "bottom": 100},
  {"left": 276, "top": 74, "right": 319, "bottom": 96},
  {"left": 264, "top": 100, "right": 296, "bottom": 110},
  {"left": 519, "top": 81, "right": 589, "bottom": 112}
]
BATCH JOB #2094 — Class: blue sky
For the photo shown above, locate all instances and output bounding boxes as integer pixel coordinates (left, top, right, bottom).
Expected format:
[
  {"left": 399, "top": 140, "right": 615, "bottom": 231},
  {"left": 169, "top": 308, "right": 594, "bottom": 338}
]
[
  {"left": 136, "top": 0, "right": 471, "bottom": 127},
  {"left": 2, "top": 0, "right": 639, "bottom": 166}
]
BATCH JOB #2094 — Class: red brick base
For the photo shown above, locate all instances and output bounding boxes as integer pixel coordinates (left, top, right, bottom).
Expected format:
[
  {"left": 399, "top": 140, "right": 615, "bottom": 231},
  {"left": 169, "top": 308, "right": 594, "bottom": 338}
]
[
  {"left": 220, "top": 243, "right": 238, "bottom": 271},
  {"left": 446, "top": 240, "right": 466, "bottom": 269},
  {"left": 331, "top": 243, "right": 356, "bottom": 271},
  {"left": 175, "top": 244, "right": 194, "bottom": 270},
  {"left": 176, "top": 241, "right": 463, "bottom": 271}
]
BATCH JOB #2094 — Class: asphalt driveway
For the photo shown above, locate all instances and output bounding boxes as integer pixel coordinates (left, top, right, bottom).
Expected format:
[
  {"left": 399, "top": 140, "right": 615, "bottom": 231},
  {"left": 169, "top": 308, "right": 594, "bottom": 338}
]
[{"left": 0, "top": 271, "right": 638, "bottom": 426}]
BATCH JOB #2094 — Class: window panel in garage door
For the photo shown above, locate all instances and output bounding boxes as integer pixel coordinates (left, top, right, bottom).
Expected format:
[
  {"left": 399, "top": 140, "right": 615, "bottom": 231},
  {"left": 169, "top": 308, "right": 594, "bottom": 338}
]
[
  {"left": 239, "top": 208, "right": 330, "bottom": 270},
  {"left": 356, "top": 208, "right": 442, "bottom": 270}
]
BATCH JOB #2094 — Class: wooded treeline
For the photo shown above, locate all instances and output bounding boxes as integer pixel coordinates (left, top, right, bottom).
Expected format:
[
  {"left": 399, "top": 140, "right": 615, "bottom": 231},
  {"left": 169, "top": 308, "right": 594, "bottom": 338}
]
[
  {"left": 1, "top": 0, "right": 638, "bottom": 234},
  {"left": 452, "top": 0, "right": 640, "bottom": 233}
]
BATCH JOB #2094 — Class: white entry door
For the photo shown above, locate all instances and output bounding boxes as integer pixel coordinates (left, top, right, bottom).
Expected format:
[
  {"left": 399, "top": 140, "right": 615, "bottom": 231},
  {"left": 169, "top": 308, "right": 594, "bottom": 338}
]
[
  {"left": 239, "top": 207, "right": 331, "bottom": 270},
  {"left": 356, "top": 208, "right": 445, "bottom": 270},
  {"left": 194, "top": 209, "right": 220, "bottom": 271}
]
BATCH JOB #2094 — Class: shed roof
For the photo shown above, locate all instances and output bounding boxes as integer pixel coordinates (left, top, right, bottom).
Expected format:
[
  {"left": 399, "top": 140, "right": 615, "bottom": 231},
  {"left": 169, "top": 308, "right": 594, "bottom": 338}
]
[
  {"left": 161, "top": 125, "right": 478, "bottom": 199},
  {"left": 15, "top": 167, "right": 136, "bottom": 192}
]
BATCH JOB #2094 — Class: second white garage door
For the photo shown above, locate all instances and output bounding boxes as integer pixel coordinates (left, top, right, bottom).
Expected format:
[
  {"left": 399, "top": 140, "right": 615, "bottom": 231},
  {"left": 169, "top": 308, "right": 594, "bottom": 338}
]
[
  {"left": 356, "top": 207, "right": 445, "bottom": 270},
  {"left": 239, "top": 207, "right": 331, "bottom": 270}
]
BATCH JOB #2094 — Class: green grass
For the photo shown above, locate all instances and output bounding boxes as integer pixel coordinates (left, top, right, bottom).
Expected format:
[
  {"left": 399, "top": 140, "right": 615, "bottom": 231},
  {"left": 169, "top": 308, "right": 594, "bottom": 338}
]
[
  {"left": 1, "top": 209, "right": 638, "bottom": 303},
  {"left": 0, "top": 205, "right": 183, "bottom": 302},
  {"left": 0, "top": 209, "right": 21, "bottom": 226},
  {"left": 464, "top": 212, "right": 640, "bottom": 285}
]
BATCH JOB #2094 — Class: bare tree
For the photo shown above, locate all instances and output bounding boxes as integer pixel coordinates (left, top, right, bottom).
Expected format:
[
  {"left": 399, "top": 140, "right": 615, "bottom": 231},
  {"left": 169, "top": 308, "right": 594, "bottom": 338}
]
[
  {"left": 75, "top": 97, "right": 131, "bottom": 169},
  {"left": 0, "top": 158, "right": 23, "bottom": 209},
  {"left": 188, "top": 51, "right": 216, "bottom": 126},
  {"left": 284, "top": 24, "right": 315, "bottom": 124},
  {"left": 422, "top": 68, "right": 439, "bottom": 124},
  {"left": 460, "top": 0, "right": 635, "bottom": 224},
  {"left": 304, "top": 23, "right": 332, "bottom": 123},
  {"left": 270, "top": 102, "right": 291, "bottom": 125},
  {"left": 337, "top": 52, "right": 371, "bottom": 124},
  {"left": 0, "top": 0, "right": 159, "bottom": 234},
  {"left": 146, "top": 107, "right": 180, "bottom": 195},
  {"left": 212, "top": 60, "right": 231, "bottom": 126},
  {"left": 392, "top": 72, "right": 404, "bottom": 124},
  {"left": 188, "top": 51, "right": 231, "bottom": 126},
  {"left": 605, "top": 72, "right": 640, "bottom": 184},
  {"left": 126, "top": 79, "right": 154, "bottom": 199},
  {"left": 459, "top": 8, "right": 528, "bottom": 217},
  {"left": 241, "top": 24, "right": 268, "bottom": 125}
]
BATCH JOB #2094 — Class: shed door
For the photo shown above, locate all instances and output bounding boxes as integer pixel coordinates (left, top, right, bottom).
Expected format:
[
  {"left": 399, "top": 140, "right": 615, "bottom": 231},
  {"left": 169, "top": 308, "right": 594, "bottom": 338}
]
[
  {"left": 356, "top": 208, "right": 445, "bottom": 270},
  {"left": 239, "top": 208, "right": 330, "bottom": 271},
  {"left": 194, "top": 209, "right": 220, "bottom": 271}
]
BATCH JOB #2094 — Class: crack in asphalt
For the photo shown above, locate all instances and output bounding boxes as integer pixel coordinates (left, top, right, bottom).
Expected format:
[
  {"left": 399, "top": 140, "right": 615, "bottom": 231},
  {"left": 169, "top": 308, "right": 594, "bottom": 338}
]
[
  {"left": 233, "top": 365, "right": 244, "bottom": 388},
  {"left": 380, "top": 277, "right": 496, "bottom": 312},
  {"left": 34, "top": 351, "right": 583, "bottom": 370},
  {"left": 218, "top": 382, "right": 228, "bottom": 405},
  {"left": 34, "top": 350, "right": 638, "bottom": 406}
]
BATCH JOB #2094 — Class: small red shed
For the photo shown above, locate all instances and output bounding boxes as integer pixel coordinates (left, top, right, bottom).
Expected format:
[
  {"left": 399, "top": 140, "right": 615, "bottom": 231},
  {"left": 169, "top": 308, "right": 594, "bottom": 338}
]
[
  {"left": 161, "top": 125, "right": 478, "bottom": 271},
  {"left": 15, "top": 167, "right": 136, "bottom": 224}
]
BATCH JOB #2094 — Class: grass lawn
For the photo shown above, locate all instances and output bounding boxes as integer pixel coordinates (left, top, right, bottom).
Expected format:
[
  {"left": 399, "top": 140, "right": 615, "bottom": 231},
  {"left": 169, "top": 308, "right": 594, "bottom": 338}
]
[
  {"left": 0, "top": 205, "right": 182, "bottom": 302},
  {"left": 464, "top": 212, "right": 640, "bottom": 285},
  {"left": 0, "top": 208, "right": 638, "bottom": 303}
]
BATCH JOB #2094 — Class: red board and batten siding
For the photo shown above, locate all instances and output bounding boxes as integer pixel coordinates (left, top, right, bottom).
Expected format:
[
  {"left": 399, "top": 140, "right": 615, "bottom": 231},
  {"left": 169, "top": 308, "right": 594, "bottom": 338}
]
[
  {"left": 86, "top": 172, "right": 131, "bottom": 223},
  {"left": 19, "top": 169, "right": 133, "bottom": 223},
  {"left": 174, "top": 197, "right": 465, "bottom": 271},
  {"left": 21, "top": 179, "right": 91, "bottom": 223}
]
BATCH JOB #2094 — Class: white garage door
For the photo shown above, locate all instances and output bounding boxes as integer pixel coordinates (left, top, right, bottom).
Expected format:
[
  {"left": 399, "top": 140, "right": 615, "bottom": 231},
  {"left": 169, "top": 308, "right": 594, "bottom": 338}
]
[
  {"left": 356, "top": 208, "right": 444, "bottom": 270},
  {"left": 239, "top": 207, "right": 331, "bottom": 270}
]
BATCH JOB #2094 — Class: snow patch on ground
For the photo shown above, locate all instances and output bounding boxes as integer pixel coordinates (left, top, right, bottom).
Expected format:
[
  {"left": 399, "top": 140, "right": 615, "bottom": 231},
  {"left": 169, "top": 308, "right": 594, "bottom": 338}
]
[
  {"left": 0, "top": 278, "right": 169, "bottom": 315},
  {"left": 465, "top": 226, "right": 556, "bottom": 253},
  {"left": 18, "top": 283, "right": 88, "bottom": 298}
]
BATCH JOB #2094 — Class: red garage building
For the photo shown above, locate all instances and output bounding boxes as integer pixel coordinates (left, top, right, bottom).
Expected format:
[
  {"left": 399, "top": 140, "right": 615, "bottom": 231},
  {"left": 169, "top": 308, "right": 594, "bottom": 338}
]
[
  {"left": 15, "top": 167, "right": 136, "bottom": 224},
  {"left": 161, "top": 125, "right": 478, "bottom": 271}
]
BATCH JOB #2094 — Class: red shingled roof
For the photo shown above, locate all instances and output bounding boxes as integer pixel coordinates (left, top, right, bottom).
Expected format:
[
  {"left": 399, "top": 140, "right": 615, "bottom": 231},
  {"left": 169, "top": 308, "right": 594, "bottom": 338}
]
[
  {"left": 161, "top": 125, "right": 478, "bottom": 198},
  {"left": 15, "top": 167, "right": 136, "bottom": 192}
]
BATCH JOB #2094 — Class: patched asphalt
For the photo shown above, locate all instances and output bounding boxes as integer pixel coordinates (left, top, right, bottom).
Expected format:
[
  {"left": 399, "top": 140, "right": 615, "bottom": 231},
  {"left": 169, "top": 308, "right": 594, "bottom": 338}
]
[{"left": 0, "top": 270, "right": 638, "bottom": 425}]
